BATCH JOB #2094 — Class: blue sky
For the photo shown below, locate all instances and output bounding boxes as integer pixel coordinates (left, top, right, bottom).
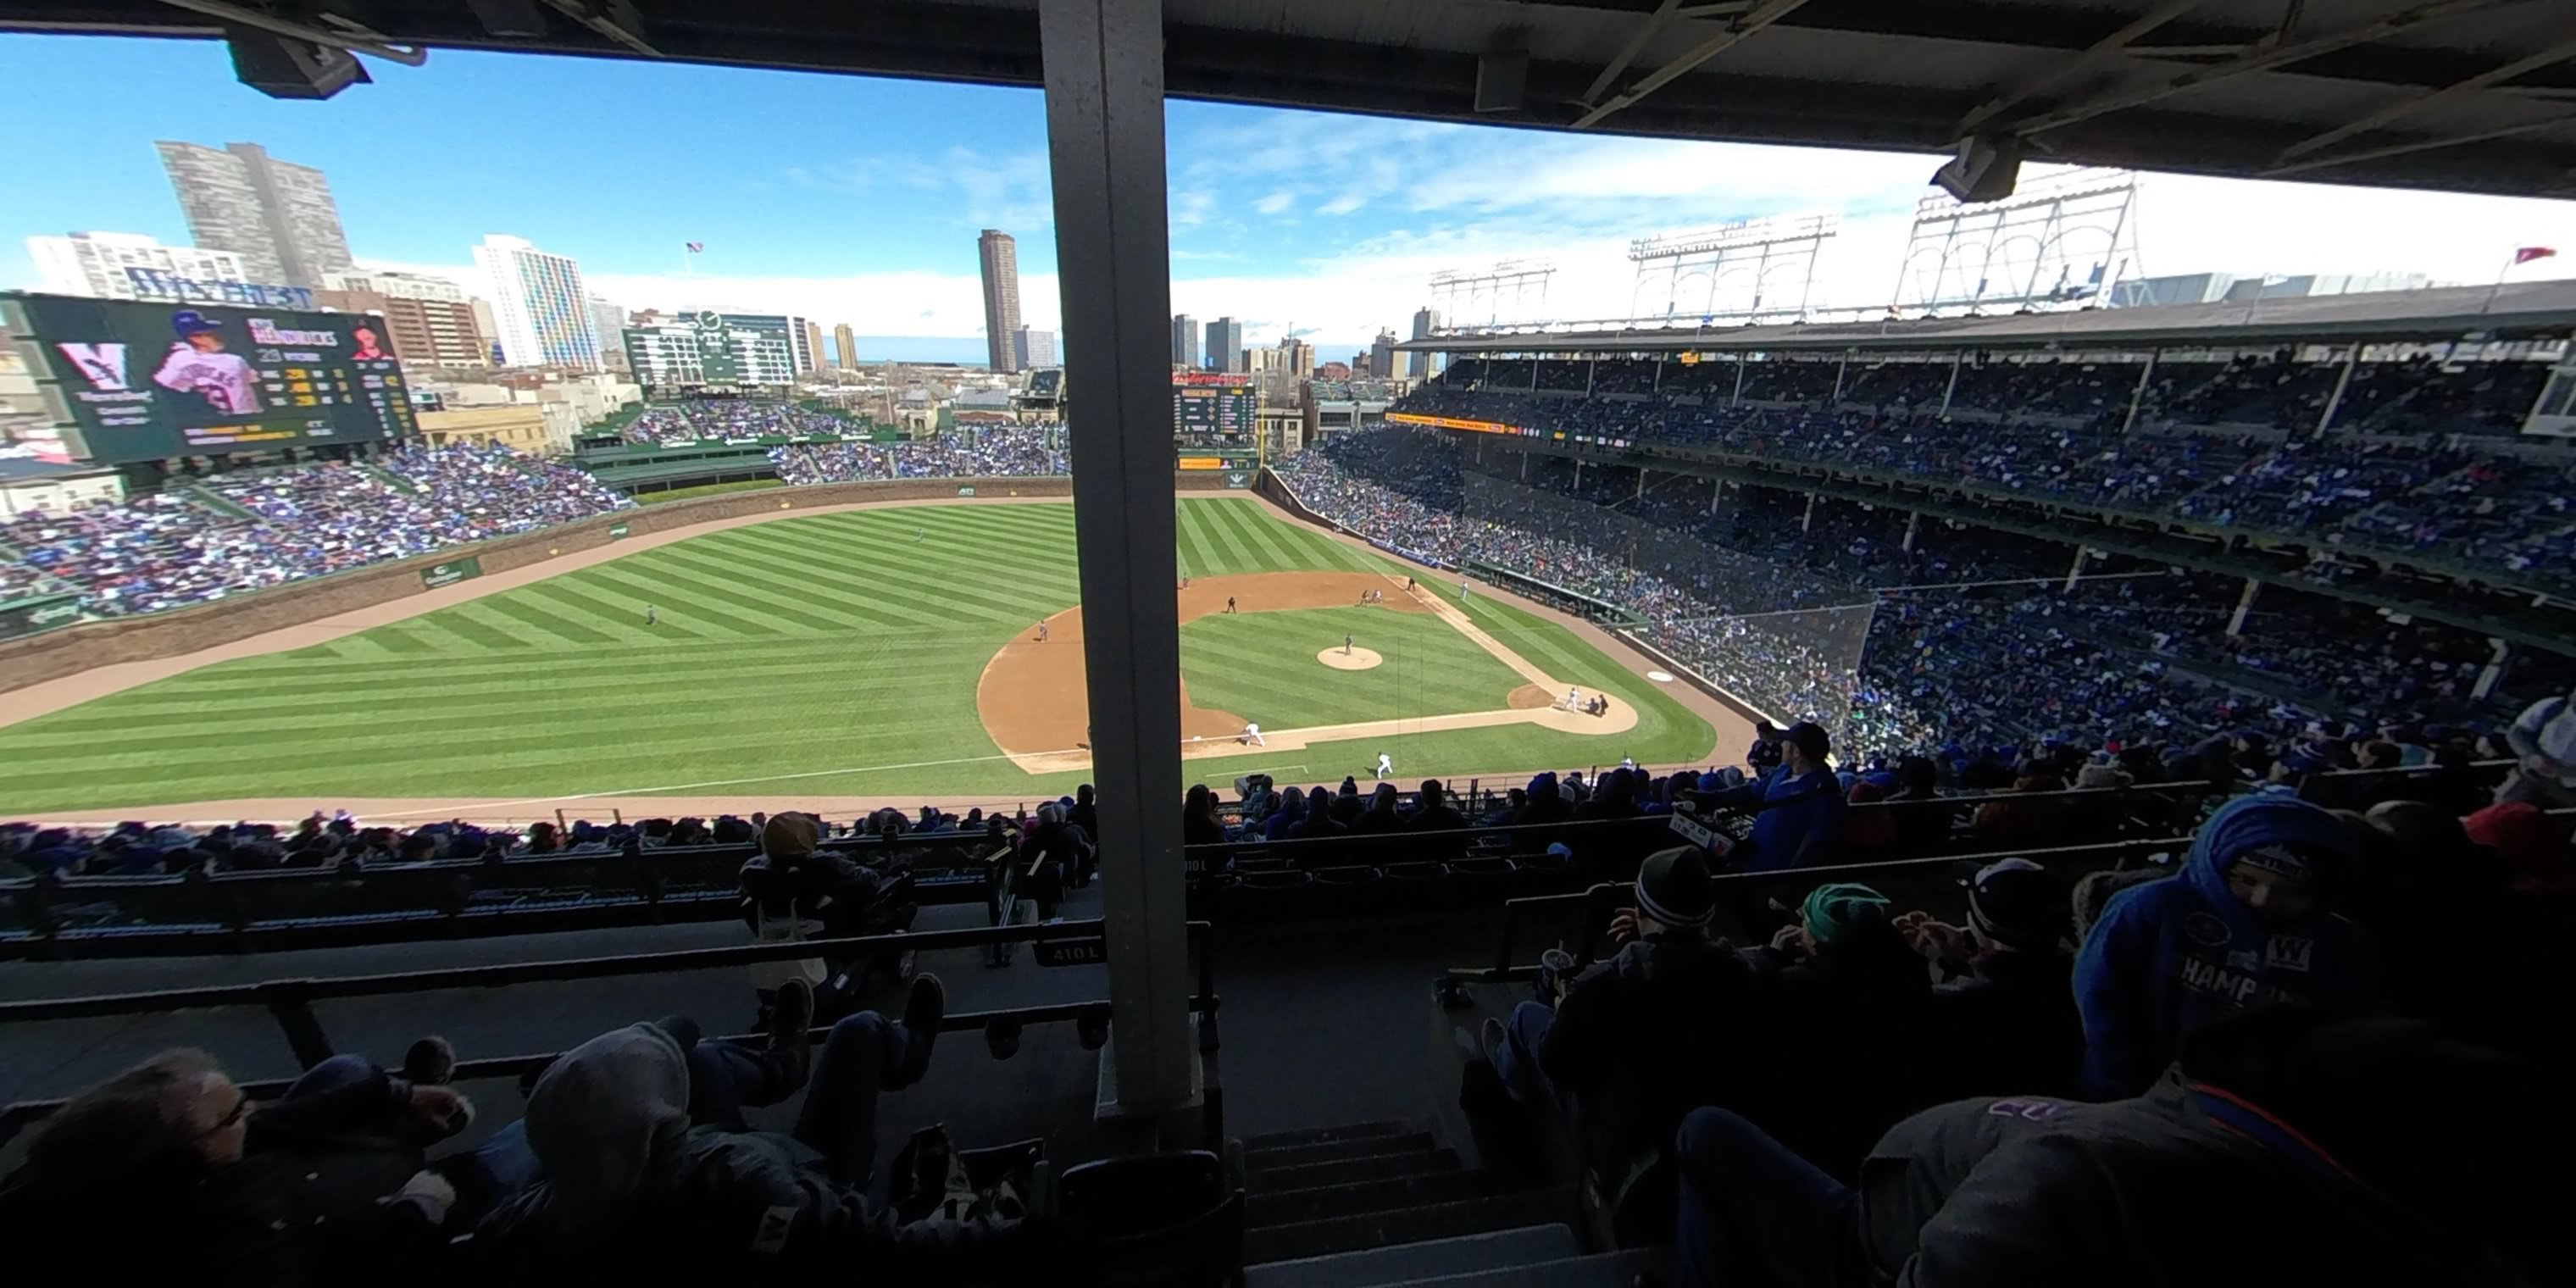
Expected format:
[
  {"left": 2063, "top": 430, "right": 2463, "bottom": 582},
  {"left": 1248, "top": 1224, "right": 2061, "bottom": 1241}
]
[{"left": 6, "top": 34, "right": 2571, "bottom": 364}]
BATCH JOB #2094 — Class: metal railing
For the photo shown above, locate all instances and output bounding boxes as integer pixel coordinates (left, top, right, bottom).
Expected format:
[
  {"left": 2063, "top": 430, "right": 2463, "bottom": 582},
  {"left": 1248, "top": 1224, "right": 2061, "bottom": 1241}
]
[
  {"left": 1445, "top": 835, "right": 2190, "bottom": 986},
  {"left": 0, "top": 916, "right": 1222, "bottom": 1147}
]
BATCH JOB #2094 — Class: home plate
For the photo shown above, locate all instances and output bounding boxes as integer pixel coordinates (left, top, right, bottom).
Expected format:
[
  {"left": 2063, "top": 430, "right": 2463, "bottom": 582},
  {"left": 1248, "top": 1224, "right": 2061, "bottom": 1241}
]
[{"left": 1646, "top": 669, "right": 1676, "bottom": 683}]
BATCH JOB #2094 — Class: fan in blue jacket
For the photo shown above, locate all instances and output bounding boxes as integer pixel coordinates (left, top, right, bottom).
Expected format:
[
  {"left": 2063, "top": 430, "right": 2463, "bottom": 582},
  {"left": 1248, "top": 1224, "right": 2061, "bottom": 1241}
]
[{"left": 2074, "top": 794, "right": 2385, "bottom": 1098}]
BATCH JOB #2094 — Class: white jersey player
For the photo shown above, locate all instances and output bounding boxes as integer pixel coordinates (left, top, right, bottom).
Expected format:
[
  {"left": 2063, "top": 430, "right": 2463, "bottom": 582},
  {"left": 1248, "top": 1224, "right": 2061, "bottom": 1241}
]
[
  {"left": 153, "top": 311, "right": 262, "bottom": 415},
  {"left": 1374, "top": 752, "right": 1394, "bottom": 780},
  {"left": 1240, "top": 722, "right": 1264, "bottom": 747}
]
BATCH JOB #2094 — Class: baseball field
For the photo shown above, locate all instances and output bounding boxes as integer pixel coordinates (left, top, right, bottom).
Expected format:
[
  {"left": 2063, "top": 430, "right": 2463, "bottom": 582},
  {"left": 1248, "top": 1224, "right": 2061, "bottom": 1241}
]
[{"left": 0, "top": 496, "right": 1722, "bottom": 817}]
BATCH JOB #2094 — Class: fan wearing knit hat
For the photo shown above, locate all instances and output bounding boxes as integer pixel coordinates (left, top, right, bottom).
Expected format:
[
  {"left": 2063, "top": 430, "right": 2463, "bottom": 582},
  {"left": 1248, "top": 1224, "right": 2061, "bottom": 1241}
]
[{"left": 1479, "top": 847, "right": 1757, "bottom": 1146}]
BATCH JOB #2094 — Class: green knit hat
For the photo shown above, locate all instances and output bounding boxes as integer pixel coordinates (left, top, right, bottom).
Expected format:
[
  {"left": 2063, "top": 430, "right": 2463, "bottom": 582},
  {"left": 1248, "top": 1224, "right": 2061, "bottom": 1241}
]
[{"left": 1800, "top": 882, "right": 1891, "bottom": 947}]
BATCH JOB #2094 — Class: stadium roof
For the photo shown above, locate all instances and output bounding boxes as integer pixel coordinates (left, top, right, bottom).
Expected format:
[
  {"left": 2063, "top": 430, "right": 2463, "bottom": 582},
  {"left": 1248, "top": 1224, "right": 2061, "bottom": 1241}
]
[
  {"left": 14, "top": 1, "right": 2576, "bottom": 199},
  {"left": 1402, "top": 279, "right": 2576, "bottom": 355}
]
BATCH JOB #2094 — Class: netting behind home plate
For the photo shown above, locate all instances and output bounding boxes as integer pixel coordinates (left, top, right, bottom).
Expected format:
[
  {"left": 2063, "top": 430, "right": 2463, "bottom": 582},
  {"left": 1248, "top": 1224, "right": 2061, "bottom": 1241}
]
[{"left": 1462, "top": 466, "right": 1876, "bottom": 735}]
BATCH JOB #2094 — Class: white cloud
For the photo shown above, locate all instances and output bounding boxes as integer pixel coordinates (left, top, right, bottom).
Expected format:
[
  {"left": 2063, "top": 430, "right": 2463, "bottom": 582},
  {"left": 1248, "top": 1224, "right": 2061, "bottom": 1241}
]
[{"left": 1253, "top": 189, "right": 1297, "bottom": 215}]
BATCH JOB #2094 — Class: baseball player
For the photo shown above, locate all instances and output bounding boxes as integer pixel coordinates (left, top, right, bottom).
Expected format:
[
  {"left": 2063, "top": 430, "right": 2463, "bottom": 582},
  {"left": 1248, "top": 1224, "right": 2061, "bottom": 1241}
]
[
  {"left": 152, "top": 309, "right": 261, "bottom": 415},
  {"left": 1460, "top": 580, "right": 1473, "bottom": 602},
  {"left": 1565, "top": 686, "right": 1582, "bottom": 711},
  {"left": 1240, "top": 722, "right": 1264, "bottom": 747},
  {"left": 1226, "top": 597, "right": 1237, "bottom": 613},
  {"left": 916, "top": 527, "right": 925, "bottom": 543},
  {"left": 1037, "top": 621, "right": 1051, "bottom": 643},
  {"left": 646, "top": 605, "right": 658, "bottom": 626},
  {"left": 1346, "top": 633, "right": 1355, "bottom": 656},
  {"left": 1374, "top": 752, "right": 1394, "bottom": 780}
]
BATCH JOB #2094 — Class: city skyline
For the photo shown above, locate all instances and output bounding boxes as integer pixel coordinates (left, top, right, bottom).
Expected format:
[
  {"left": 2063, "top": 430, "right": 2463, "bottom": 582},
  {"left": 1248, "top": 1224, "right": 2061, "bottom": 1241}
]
[{"left": 4, "top": 34, "right": 2573, "bottom": 365}]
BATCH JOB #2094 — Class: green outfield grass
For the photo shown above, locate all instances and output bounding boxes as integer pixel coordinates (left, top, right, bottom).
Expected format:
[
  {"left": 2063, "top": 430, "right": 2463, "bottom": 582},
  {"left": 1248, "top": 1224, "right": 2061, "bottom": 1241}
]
[{"left": 0, "top": 498, "right": 1715, "bottom": 811}]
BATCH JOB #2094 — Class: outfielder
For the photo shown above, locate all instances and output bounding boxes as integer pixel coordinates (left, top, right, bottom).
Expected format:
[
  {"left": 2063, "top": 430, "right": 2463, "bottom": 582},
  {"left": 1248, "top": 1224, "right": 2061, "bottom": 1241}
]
[
  {"left": 152, "top": 310, "right": 261, "bottom": 415},
  {"left": 646, "top": 605, "right": 658, "bottom": 626}
]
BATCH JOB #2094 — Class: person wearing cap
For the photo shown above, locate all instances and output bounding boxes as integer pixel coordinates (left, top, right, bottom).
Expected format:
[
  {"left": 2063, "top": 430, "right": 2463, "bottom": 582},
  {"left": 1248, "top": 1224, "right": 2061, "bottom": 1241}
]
[
  {"left": 1671, "top": 1009, "right": 2562, "bottom": 1288},
  {"left": 1905, "top": 859, "right": 2083, "bottom": 1100},
  {"left": 1481, "top": 847, "right": 1765, "bottom": 1163},
  {"left": 1740, "top": 881, "right": 1932, "bottom": 1169},
  {"left": 1746, "top": 719, "right": 1785, "bottom": 777},
  {"left": 2074, "top": 794, "right": 2386, "bottom": 1099},
  {"left": 1703, "top": 720, "right": 1846, "bottom": 874}
]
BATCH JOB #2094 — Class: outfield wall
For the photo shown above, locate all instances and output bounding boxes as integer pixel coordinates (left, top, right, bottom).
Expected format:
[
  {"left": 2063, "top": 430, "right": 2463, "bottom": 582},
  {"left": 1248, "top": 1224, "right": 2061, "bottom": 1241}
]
[{"left": 0, "top": 475, "right": 1230, "bottom": 695}]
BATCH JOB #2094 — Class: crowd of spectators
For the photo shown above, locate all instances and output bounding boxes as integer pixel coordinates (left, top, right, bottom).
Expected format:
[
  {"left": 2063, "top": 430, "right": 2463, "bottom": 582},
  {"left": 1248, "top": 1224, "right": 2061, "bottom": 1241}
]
[
  {"left": 1394, "top": 355, "right": 2573, "bottom": 592},
  {"left": 0, "top": 443, "right": 630, "bottom": 619},
  {"left": 622, "top": 402, "right": 858, "bottom": 447},
  {"left": 770, "top": 428, "right": 1069, "bottom": 486},
  {"left": 1279, "top": 423, "right": 2568, "bottom": 763}
]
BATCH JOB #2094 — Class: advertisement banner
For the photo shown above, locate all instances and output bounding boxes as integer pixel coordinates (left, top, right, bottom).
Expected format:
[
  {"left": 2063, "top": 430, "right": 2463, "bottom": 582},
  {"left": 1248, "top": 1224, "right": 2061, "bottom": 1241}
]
[
  {"left": 1224, "top": 471, "right": 1252, "bottom": 489},
  {"left": 421, "top": 556, "right": 483, "bottom": 589},
  {"left": 0, "top": 592, "right": 82, "bottom": 640},
  {"left": 957, "top": 486, "right": 976, "bottom": 497},
  {"left": 1386, "top": 412, "right": 1523, "bottom": 435},
  {"left": 608, "top": 522, "right": 630, "bottom": 539},
  {"left": 11, "top": 292, "right": 418, "bottom": 464}
]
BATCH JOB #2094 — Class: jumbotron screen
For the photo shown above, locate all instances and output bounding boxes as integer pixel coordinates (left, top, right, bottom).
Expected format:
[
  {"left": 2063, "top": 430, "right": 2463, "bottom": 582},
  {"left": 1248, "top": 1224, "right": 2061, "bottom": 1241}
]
[
  {"left": 1173, "top": 372, "right": 1253, "bottom": 445},
  {"left": 3, "top": 293, "right": 417, "bottom": 464}
]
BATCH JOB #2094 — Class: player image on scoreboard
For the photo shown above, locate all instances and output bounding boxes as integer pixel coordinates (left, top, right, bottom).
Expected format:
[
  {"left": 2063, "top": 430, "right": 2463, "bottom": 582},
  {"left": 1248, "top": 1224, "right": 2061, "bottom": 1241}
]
[{"left": 151, "top": 309, "right": 264, "bottom": 416}]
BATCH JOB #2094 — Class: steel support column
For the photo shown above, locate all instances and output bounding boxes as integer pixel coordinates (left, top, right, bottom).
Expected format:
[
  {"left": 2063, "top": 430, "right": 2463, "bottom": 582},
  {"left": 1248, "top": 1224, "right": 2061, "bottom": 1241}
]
[
  {"left": 1038, "top": 0, "right": 1193, "bottom": 1119},
  {"left": 2227, "top": 577, "right": 2261, "bottom": 636}
]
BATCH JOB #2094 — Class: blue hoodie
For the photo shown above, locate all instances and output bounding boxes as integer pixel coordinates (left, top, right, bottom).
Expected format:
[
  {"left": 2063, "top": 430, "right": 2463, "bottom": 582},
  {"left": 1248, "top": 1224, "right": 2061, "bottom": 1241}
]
[
  {"left": 2074, "top": 794, "right": 2384, "bottom": 1098},
  {"left": 1712, "top": 763, "right": 1845, "bottom": 872}
]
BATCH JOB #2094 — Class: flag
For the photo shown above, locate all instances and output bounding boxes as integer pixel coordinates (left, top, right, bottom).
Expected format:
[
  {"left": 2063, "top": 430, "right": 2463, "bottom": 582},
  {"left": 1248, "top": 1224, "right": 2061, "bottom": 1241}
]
[
  {"left": 2512, "top": 246, "right": 2556, "bottom": 264},
  {"left": 685, "top": 242, "right": 704, "bottom": 254}
]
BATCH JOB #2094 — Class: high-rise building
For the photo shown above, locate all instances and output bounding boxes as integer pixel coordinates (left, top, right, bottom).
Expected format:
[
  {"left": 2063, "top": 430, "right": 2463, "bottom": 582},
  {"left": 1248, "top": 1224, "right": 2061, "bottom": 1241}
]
[
  {"left": 833, "top": 323, "right": 858, "bottom": 369},
  {"left": 472, "top": 234, "right": 604, "bottom": 369},
  {"left": 588, "top": 296, "right": 629, "bottom": 356},
  {"left": 26, "top": 232, "right": 250, "bottom": 299},
  {"left": 155, "top": 141, "right": 354, "bottom": 288},
  {"left": 319, "top": 269, "right": 492, "bottom": 368},
  {"left": 1013, "top": 325, "right": 1058, "bottom": 370},
  {"left": 1408, "top": 307, "right": 1441, "bottom": 378},
  {"left": 1370, "top": 328, "right": 1400, "bottom": 383},
  {"left": 1279, "top": 337, "right": 1314, "bottom": 378},
  {"left": 979, "top": 230, "right": 1022, "bottom": 372},
  {"left": 1170, "top": 314, "right": 1200, "bottom": 369},
  {"left": 802, "top": 319, "right": 825, "bottom": 375},
  {"left": 1206, "top": 317, "right": 1244, "bottom": 373}
]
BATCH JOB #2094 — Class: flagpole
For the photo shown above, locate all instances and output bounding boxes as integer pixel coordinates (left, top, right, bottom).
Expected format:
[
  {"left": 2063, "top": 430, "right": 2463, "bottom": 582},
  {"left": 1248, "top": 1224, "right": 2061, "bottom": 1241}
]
[{"left": 2483, "top": 251, "right": 2517, "bottom": 313}]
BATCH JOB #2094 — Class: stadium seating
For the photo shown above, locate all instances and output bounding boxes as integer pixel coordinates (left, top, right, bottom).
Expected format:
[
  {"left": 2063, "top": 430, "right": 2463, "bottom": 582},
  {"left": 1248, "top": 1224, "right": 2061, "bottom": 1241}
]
[
  {"left": 772, "top": 427, "right": 1069, "bottom": 485},
  {"left": 1277, "top": 424, "right": 2570, "bottom": 761},
  {"left": 0, "top": 441, "right": 630, "bottom": 618},
  {"left": 1389, "top": 356, "right": 2573, "bottom": 593}
]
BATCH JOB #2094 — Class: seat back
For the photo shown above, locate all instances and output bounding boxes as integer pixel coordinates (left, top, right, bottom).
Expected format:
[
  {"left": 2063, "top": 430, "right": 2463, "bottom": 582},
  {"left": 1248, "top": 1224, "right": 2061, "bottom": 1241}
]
[{"left": 1058, "top": 1150, "right": 1241, "bottom": 1287}]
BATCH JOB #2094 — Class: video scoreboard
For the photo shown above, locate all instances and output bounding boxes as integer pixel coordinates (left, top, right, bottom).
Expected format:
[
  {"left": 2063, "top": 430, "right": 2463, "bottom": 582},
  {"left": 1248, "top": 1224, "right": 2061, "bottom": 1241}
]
[
  {"left": 1173, "top": 372, "right": 1254, "bottom": 446},
  {"left": 2, "top": 292, "right": 416, "bottom": 465}
]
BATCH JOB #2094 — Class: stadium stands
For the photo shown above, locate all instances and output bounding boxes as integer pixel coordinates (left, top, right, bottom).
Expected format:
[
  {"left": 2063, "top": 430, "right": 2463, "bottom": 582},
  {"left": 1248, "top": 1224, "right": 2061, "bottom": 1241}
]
[
  {"left": 1389, "top": 354, "right": 2573, "bottom": 595},
  {"left": 623, "top": 402, "right": 858, "bottom": 446},
  {"left": 0, "top": 442, "right": 631, "bottom": 618},
  {"left": 772, "top": 427, "right": 1069, "bottom": 485}
]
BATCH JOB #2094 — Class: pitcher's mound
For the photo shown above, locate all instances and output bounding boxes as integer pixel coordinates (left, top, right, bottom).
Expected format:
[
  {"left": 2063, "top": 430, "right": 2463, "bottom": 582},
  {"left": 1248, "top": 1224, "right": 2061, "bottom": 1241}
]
[{"left": 1319, "top": 647, "right": 1384, "bottom": 671}]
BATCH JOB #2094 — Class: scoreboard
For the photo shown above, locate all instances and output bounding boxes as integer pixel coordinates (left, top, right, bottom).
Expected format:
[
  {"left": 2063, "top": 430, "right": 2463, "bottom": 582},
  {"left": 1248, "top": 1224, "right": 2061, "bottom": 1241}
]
[
  {"left": 3, "top": 293, "right": 416, "bottom": 464},
  {"left": 1173, "top": 372, "right": 1253, "bottom": 445}
]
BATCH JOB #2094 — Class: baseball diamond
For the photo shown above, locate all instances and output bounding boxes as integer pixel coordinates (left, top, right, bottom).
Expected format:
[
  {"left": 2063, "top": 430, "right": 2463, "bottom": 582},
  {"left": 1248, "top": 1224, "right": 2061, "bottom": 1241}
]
[{"left": 0, "top": 495, "right": 1721, "bottom": 818}]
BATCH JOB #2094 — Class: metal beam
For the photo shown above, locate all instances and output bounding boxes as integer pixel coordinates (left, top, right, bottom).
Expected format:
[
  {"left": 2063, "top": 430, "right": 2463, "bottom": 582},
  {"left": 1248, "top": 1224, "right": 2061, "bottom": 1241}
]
[
  {"left": 2004, "top": 0, "right": 2524, "bottom": 137},
  {"left": 2263, "top": 111, "right": 2576, "bottom": 176},
  {"left": 1572, "top": 0, "right": 1816, "bottom": 130},
  {"left": 1954, "top": 0, "right": 2203, "bottom": 138},
  {"left": 536, "top": 0, "right": 655, "bottom": 56},
  {"left": 2276, "top": 26, "right": 2576, "bottom": 160},
  {"left": 1036, "top": 0, "right": 1196, "bottom": 1118},
  {"left": 1583, "top": 0, "right": 1682, "bottom": 108}
]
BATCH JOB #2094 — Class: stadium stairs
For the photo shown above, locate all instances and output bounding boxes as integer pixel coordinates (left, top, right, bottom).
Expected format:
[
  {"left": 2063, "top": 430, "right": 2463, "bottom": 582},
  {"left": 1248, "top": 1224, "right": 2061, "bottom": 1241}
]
[{"left": 179, "top": 480, "right": 258, "bottom": 520}]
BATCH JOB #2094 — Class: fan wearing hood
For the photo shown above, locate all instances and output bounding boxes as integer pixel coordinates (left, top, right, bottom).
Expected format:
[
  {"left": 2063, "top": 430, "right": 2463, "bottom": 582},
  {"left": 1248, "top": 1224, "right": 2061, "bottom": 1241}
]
[{"left": 2074, "top": 795, "right": 2386, "bottom": 1099}]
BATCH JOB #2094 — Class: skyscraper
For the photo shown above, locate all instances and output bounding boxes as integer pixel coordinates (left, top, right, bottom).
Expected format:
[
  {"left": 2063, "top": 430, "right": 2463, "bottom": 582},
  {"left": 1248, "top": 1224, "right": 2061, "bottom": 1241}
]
[
  {"left": 833, "top": 322, "right": 858, "bottom": 369},
  {"left": 26, "top": 232, "right": 250, "bottom": 299},
  {"left": 156, "top": 141, "right": 354, "bottom": 288},
  {"left": 1370, "top": 328, "right": 1400, "bottom": 382},
  {"left": 589, "top": 297, "right": 630, "bottom": 360},
  {"left": 1206, "top": 317, "right": 1244, "bottom": 373},
  {"left": 1408, "top": 307, "right": 1442, "bottom": 378},
  {"left": 1170, "top": 314, "right": 1200, "bottom": 369},
  {"left": 472, "top": 234, "right": 603, "bottom": 369},
  {"left": 979, "top": 230, "right": 1022, "bottom": 373},
  {"left": 1280, "top": 337, "right": 1314, "bottom": 377},
  {"left": 319, "top": 269, "right": 492, "bottom": 368},
  {"left": 1013, "top": 325, "right": 1058, "bottom": 369}
]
